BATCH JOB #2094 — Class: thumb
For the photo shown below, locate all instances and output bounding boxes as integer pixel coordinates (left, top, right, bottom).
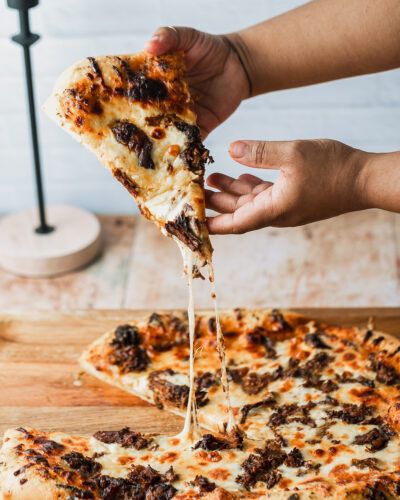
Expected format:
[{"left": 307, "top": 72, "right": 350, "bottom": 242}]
[
  {"left": 145, "top": 26, "right": 200, "bottom": 56},
  {"left": 229, "top": 140, "right": 293, "bottom": 169}
]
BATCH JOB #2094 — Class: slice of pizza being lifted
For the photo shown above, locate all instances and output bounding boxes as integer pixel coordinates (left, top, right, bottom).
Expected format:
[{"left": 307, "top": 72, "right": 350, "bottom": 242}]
[{"left": 44, "top": 52, "right": 213, "bottom": 275}]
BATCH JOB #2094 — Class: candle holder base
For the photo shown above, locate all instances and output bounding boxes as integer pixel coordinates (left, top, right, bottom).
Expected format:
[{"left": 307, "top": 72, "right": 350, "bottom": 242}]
[{"left": 0, "top": 205, "right": 102, "bottom": 277}]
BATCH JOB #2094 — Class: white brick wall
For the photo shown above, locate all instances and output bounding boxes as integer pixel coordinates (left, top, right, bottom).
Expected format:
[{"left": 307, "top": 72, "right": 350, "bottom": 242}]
[{"left": 0, "top": 0, "right": 399, "bottom": 214}]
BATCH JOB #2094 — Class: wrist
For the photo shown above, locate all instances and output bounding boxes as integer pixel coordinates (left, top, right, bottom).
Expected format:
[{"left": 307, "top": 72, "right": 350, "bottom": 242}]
[
  {"left": 356, "top": 150, "right": 400, "bottom": 212},
  {"left": 223, "top": 32, "right": 254, "bottom": 99}
]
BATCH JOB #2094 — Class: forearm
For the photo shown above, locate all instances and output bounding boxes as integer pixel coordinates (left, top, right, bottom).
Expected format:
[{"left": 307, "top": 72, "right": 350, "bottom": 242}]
[
  {"left": 360, "top": 151, "right": 400, "bottom": 213},
  {"left": 229, "top": 0, "right": 400, "bottom": 96}
]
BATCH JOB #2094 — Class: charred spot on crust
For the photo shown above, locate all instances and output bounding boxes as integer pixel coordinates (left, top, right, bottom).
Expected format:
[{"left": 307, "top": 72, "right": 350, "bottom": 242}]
[
  {"left": 62, "top": 451, "right": 102, "bottom": 478},
  {"left": 240, "top": 394, "right": 277, "bottom": 424},
  {"left": 111, "top": 120, "right": 154, "bottom": 169},
  {"left": 174, "top": 120, "right": 213, "bottom": 176},
  {"left": 148, "top": 369, "right": 208, "bottom": 410},
  {"left": 87, "top": 57, "right": 102, "bottom": 80},
  {"left": 93, "top": 427, "right": 153, "bottom": 450},
  {"left": 269, "top": 309, "right": 293, "bottom": 332},
  {"left": 112, "top": 169, "right": 139, "bottom": 197},
  {"left": 236, "top": 440, "right": 286, "bottom": 490},
  {"left": 188, "top": 475, "right": 216, "bottom": 494},
  {"left": 32, "top": 437, "right": 65, "bottom": 454},
  {"left": 165, "top": 206, "right": 203, "bottom": 252},
  {"left": 304, "top": 332, "right": 331, "bottom": 349}
]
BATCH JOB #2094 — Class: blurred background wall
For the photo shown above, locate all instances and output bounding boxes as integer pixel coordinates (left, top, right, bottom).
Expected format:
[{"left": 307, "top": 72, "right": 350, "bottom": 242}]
[{"left": 1, "top": 0, "right": 399, "bottom": 214}]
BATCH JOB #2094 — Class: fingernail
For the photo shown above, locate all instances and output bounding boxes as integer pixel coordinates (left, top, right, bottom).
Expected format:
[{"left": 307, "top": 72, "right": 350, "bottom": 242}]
[
  {"left": 230, "top": 141, "right": 247, "bottom": 158},
  {"left": 149, "top": 34, "right": 160, "bottom": 43}
]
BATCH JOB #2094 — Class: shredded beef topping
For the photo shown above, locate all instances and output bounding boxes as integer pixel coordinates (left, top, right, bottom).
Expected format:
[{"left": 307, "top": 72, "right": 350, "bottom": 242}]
[
  {"left": 93, "top": 464, "right": 177, "bottom": 500},
  {"left": 194, "top": 434, "right": 231, "bottom": 452},
  {"left": 188, "top": 475, "right": 217, "bottom": 494},
  {"left": 111, "top": 324, "right": 141, "bottom": 347},
  {"left": 111, "top": 120, "right": 154, "bottom": 169},
  {"left": 240, "top": 394, "right": 277, "bottom": 424},
  {"left": 165, "top": 207, "right": 203, "bottom": 252},
  {"left": 173, "top": 120, "right": 213, "bottom": 175},
  {"left": 236, "top": 440, "right": 286, "bottom": 490},
  {"left": 335, "top": 372, "right": 375, "bottom": 388},
  {"left": 268, "top": 402, "right": 316, "bottom": 428},
  {"left": 369, "top": 354, "right": 400, "bottom": 385},
  {"left": 195, "top": 371, "right": 218, "bottom": 391},
  {"left": 285, "top": 448, "right": 305, "bottom": 468},
  {"left": 241, "top": 371, "right": 270, "bottom": 395},
  {"left": 303, "top": 376, "right": 338, "bottom": 394},
  {"left": 126, "top": 72, "right": 168, "bottom": 102},
  {"left": 246, "top": 327, "right": 277, "bottom": 358},
  {"left": 353, "top": 427, "right": 392, "bottom": 452},
  {"left": 93, "top": 427, "right": 153, "bottom": 450},
  {"left": 351, "top": 458, "right": 381, "bottom": 470},
  {"left": 109, "top": 344, "right": 150, "bottom": 373},
  {"left": 112, "top": 169, "right": 139, "bottom": 196},
  {"left": 56, "top": 484, "right": 94, "bottom": 499},
  {"left": 328, "top": 403, "right": 374, "bottom": 424},
  {"left": 62, "top": 452, "right": 102, "bottom": 478},
  {"left": 148, "top": 370, "right": 207, "bottom": 410},
  {"left": 304, "top": 332, "right": 331, "bottom": 349}
]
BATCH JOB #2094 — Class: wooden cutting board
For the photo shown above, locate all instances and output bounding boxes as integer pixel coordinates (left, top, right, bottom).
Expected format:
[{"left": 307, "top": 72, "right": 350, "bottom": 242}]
[{"left": 0, "top": 309, "right": 399, "bottom": 437}]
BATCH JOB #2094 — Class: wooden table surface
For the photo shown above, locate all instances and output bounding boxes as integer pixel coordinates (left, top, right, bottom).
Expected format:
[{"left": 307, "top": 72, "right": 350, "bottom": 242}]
[
  {"left": 0, "top": 308, "right": 399, "bottom": 436},
  {"left": 0, "top": 209, "right": 398, "bottom": 310}
]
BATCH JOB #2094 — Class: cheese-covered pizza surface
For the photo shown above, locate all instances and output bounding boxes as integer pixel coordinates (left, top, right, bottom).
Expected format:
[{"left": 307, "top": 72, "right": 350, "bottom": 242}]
[
  {"left": 1, "top": 309, "right": 400, "bottom": 498},
  {"left": 78, "top": 309, "right": 400, "bottom": 498},
  {"left": 44, "top": 52, "right": 213, "bottom": 273}
]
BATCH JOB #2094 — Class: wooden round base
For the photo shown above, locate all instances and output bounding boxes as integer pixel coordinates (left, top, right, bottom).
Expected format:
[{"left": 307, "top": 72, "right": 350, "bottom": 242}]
[{"left": 0, "top": 205, "right": 102, "bottom": 277}]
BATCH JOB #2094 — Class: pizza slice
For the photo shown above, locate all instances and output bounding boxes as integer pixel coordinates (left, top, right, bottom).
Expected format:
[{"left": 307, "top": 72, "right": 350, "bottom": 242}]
[
  {"left": 79, "top": 309, "right": 400, "bottom": 495},
  {"left": 44, "top": 52, "right": 213, "bottom": 274}
]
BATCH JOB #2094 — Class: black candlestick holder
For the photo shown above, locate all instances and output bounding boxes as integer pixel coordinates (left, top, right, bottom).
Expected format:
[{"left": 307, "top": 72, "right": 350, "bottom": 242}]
[
  {"left": 0, "top": 0, "right": 102, "bottom": 277},
  {"left": 8, "top": 0, "right": 54, "bottom": 234}
]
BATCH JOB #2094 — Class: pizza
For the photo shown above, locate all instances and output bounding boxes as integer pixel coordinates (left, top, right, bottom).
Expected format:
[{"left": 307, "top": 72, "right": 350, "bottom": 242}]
[
  {"left": 43, "top": 51, "right": 213, "bottom": 274},
  {"left": 77, "top": 308, "right": 400, "bottom": 497},
  {"left": 1, "top": 309, "right": 400, "bottom": 498}
]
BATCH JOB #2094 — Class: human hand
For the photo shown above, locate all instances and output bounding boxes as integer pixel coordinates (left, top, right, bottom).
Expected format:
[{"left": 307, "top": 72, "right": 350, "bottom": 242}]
[
  {"left": 145, "top": 27, "right": 250, "bottom": 137},
  {"left": 206, "top": 139, "right": 369, "bottom": 234}
]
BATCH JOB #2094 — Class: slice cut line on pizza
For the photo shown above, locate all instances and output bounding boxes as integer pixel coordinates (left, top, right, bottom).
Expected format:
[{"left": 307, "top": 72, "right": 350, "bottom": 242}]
[{"left": 44, "top": 51, "right": 213, "bottom": 275}]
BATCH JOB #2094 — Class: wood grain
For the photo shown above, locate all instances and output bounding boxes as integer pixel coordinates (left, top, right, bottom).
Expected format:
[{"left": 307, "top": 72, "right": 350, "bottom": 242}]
[{"left": 0, "top": 308, "right": 399, "bottom": 436}]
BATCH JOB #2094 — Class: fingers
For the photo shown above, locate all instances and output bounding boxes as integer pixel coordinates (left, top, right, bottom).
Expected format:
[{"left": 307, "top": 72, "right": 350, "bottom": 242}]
[
  {"left": 208, "top": 190, "right": 273, "bottom": 235},
  {"left": 207, "top": 173, "right": 262, "bottom": 196},
  {"left": 229, "top": 140, "right": 295, "bottom": 169},
  {"left": 205, "top": 189, "right": 238, "bottom": 214},
  {"left": 145, "top": 26, "right": 200, "bottom": 55}
]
